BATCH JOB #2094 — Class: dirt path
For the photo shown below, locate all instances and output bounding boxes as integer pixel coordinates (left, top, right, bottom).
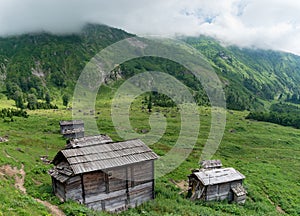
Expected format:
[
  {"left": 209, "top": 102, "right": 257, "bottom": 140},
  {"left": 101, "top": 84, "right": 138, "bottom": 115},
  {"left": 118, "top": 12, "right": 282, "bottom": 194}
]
[
  {"left": 35, "top": 199, "right": 65, "bottom": 216},
  {"left": 0, "top": 163, "right": 65, "bottom": 216},
  {"left": 265, "top": 193, "right": 286, "bottom": 214},
  {"left": 3, "top": 149, "right": 12, "bottom": 158},
  {"left": 170, "top": 179, "right": 189, "bottom": 194},
  {"left": 15, "top": 164, "right": 26, "bottom": 193},
  {"left": 276, "top": 205, "right": 286, "bottom": 214}
]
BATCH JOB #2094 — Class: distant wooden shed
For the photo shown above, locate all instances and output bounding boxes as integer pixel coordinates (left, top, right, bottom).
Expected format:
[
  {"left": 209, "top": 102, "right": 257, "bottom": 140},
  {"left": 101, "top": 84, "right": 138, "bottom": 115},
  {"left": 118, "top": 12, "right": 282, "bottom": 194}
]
[
  {"left": 59, "top": 120, "right": 84, "bottom": 139},
  {"left": 49, "top": 136, "right": 158, "bottom": 212},
  {"left": 189, "top": 163, "right": 246, "bottom": 204}
]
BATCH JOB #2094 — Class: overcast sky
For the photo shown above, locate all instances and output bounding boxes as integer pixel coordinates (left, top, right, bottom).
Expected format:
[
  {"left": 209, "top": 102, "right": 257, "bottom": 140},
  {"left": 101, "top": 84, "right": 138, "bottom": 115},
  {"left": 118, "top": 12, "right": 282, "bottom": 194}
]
[{"left": 1, "top": 0, "right": 300, "bottom": 55}]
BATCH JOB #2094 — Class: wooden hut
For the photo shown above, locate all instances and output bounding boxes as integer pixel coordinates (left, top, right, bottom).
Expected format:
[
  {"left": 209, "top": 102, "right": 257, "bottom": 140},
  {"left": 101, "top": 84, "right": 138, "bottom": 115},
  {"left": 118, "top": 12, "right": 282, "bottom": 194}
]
[
  {"left": 59, "top": 120, "right": 84, "bottom": 139},
  {"left": 49, "top": 137, "right": 158, "bottom": 212},
  {"left": 188, "top": 163, "right": 246, "bottom": 204}
]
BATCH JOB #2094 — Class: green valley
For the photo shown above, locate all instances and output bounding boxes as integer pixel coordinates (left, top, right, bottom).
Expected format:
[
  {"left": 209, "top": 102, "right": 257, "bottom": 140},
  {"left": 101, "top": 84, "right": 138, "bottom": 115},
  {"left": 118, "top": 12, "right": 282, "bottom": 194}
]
[{"left": 0, "top": 24, "right": 300, "bottom": 215}]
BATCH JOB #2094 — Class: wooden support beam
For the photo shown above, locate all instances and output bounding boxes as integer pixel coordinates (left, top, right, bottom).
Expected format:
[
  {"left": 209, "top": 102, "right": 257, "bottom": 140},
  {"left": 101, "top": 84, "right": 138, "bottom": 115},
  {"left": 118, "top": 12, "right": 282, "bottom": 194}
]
[{"left": 81, "top": 174, "right": 86, "bottom": 204}]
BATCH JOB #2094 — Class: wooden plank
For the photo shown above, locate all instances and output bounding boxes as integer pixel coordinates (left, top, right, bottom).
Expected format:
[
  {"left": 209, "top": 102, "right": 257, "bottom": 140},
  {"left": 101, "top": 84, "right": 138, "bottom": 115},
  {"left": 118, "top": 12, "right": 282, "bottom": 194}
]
[
  {"left": 86, "top": 201, "right": 103, "bottom": 211},
  {"left": 128, "top": 182, "right": 153, "bottom": 193},
  {"left": 85, "top": 189, "right": 127, "bottom": 204},
  {"left": 129, "top": 187, "right": 152, "bottom": 197},
  {"left": 87, "top": 194, "right": 127, "bottom": 212}
]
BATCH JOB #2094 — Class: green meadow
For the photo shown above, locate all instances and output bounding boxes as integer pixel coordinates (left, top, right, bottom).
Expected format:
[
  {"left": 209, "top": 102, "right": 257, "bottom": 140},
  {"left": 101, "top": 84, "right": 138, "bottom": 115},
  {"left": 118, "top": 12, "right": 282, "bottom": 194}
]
[{"left": 0, "top": 85, "right": 299, "bottom": 216}]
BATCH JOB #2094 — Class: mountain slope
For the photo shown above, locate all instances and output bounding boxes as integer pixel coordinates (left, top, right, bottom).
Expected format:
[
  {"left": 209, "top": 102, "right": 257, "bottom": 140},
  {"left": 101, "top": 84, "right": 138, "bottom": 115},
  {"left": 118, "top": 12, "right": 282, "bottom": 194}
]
[
  {"left": 186, "top": 37, "right": 300, "bottom": 110},
  {"left": 1, "top": 25, "right": 300, "bottom": 111},
  {"left": 0, "top": 24, "right": 133, "bottom": 103}
]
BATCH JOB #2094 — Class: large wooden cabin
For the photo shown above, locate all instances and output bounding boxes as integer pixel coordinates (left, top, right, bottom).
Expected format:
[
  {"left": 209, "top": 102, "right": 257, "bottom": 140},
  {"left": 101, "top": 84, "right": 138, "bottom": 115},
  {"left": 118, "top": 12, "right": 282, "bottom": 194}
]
[{"left": 49, "top": 136, "right": 158, "bottom": 212}]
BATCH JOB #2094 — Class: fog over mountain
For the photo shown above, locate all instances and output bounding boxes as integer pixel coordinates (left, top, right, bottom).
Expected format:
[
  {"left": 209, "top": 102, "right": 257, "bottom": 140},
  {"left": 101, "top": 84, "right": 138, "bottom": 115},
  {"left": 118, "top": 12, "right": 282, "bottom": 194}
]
[{"left": 1, "top": 0, "right": 300, "bottom": 55}]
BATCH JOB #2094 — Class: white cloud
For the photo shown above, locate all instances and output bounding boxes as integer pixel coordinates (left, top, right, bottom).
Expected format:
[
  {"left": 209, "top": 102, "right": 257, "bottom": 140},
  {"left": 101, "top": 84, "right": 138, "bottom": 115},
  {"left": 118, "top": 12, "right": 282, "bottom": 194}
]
[{"left": 0, "top": 0, "right": 300, "bottom": 55}]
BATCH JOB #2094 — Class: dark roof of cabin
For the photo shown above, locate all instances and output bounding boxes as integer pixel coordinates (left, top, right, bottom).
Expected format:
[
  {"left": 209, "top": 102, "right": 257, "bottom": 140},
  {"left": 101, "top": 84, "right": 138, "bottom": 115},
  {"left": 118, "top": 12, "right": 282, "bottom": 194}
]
[
  {"left": 192, "top": 168, "right": 245, "bottom": 186},
  {"left": 66, "top": 134, "right": 112, "bottom": 148},
  {"left": 52, "top": 139, "right": 158, "bottom": 175},
  {"left": 59, "top": 120, "right": 84, "bottom": 126}
]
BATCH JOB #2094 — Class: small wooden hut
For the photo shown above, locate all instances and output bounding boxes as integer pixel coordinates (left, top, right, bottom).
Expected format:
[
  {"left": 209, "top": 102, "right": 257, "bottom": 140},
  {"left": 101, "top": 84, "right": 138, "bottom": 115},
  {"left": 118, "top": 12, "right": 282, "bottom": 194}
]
[
  {"left": 188, "top": 161, "right": 246, "bottom": 204},
  {"left": 59, "top": 120, "right": 84, "bottom": 139},
  {"left": 49, "top": 136, "right": 158, "bottom": 212}
]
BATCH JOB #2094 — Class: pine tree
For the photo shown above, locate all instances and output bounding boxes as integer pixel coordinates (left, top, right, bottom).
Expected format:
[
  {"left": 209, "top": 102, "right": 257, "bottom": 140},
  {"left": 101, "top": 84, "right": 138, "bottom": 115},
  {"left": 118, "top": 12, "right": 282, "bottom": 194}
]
[
  {"left": 45, "top": 92, "right": 51, "bottom": 104},
  {"left": 62, "top": 94, "right": 69, "bottom": 107}
]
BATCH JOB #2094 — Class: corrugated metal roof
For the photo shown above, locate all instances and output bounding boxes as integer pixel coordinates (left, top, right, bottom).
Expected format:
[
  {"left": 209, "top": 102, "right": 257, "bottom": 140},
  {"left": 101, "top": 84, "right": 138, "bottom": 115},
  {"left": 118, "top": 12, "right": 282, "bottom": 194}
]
[
  {"left": 58, "top": 139, "right": 158, "bottom": 175},
  {"left": 193, "top": 168, "right": 245, "bottom": 186},
  {"left": 59, "top": 120, "right": 84, "bottom": 126},
  {"left": 66, "top": 134, "right": 112, "bottom": 148}
]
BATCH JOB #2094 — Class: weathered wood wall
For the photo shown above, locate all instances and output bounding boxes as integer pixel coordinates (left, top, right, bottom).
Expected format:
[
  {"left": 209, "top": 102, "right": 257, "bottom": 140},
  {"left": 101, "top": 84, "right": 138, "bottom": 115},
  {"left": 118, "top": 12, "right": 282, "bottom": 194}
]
[
  {"left": 129, "top": 161, "right": 154, "bottom": 207},
  {"left": 132, "top": 161, "right": 153, "bottom": 185},
  {"left": 53, "top": 178, "right": 66, "bottom": 201},
  {"left": 54, "top": 161, "right": 155, "bottom": 212},
  {"left": 65, "top": 176, "right": 83, "bottom": 203},
  {"left": 84, "top": 172, "right": 106, "bottom": 196},
  {"left": 79, "top": 161, "right": 155, "bottom": 212},
  {"left": 128, "top": 182, "right": 153, "bottom": 208},
  {"left": 189, "top": 177, "right": 244, "bottom": 202},
  {"left": 205, "top": 180, "right": 243, "bottom": 201}
]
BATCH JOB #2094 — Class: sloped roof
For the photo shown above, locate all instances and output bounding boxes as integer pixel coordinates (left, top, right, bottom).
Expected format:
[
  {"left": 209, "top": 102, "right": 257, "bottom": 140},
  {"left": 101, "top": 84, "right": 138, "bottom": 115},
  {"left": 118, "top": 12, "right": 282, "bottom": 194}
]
[
  {"left": 49, "top": 162, "right": 73, "bottom": 183},
  {"left": 66, "top": 134, "right": 112, "bottom": 148},
  {"left": 193, "top": 168, "right": 245, "bottom": 186},
  {"left": 53, "top": 139, "right": 158, "bottom": 175},
  {"left": 200, "top": 160, "right": 222, "bottom": 169}
]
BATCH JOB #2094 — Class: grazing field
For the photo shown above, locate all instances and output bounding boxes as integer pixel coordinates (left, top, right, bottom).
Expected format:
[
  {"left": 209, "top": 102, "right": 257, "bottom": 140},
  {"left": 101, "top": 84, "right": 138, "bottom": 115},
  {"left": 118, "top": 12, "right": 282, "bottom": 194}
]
[{"left": 0, "top": 86, "right": 299, "bottom": 216}]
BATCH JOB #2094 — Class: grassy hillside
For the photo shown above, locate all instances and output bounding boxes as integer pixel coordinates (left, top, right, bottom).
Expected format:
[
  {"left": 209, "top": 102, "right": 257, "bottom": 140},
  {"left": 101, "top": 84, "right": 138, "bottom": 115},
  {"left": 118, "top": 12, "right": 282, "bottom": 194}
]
[{"left": 0, "top": 83, "right": 299, "bottom": 215}]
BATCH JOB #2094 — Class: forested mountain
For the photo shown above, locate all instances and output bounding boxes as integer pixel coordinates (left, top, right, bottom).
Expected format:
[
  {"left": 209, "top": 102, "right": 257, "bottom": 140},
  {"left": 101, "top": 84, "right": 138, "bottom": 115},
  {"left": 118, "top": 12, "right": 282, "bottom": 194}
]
[
  {"left": 0, "top": 24, "right": 133, "bottom": 108},
  {"left": 1, "top": 23, "right": 300, "bottom": 111},
  {"left": 186, "top": 37, "right": 300, "bottom": 110}
]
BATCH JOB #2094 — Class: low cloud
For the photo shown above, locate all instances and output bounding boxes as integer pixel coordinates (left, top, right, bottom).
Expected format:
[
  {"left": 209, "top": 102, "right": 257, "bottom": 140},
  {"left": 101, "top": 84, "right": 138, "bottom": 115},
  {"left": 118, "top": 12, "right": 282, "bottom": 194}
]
[{"left": 1, "top": 0, "right": 300, "bottom": 55}]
